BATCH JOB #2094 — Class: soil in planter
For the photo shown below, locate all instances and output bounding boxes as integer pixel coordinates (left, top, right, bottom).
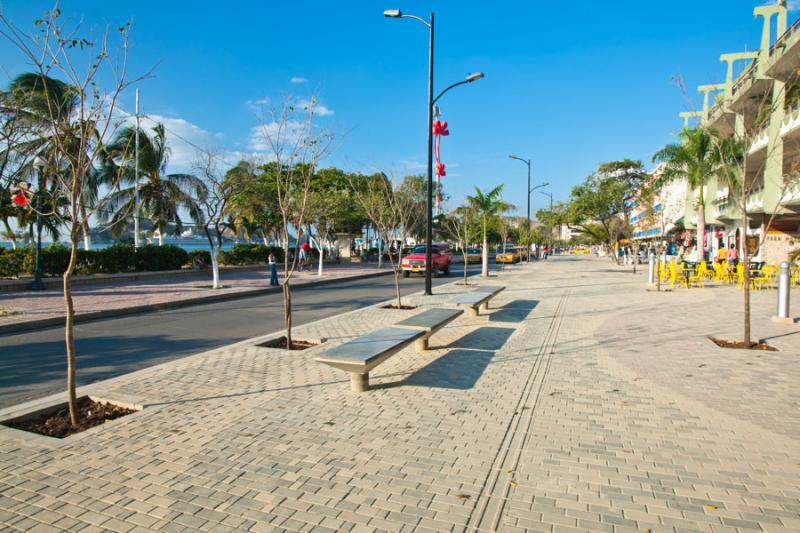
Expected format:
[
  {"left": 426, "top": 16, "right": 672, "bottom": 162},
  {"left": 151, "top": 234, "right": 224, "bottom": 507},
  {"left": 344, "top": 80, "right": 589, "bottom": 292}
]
[
  {"left": 710, "top": 337, "right": 778, "bottom": 351},
  {"left": 3, "top": 397, "right": 136, "bottom": 438},
  {"left": 380, "top": 304, "right": 418, "bottom": 310},
  {"left": 258, "top": 336, "right": 317, "bottom": 350}
]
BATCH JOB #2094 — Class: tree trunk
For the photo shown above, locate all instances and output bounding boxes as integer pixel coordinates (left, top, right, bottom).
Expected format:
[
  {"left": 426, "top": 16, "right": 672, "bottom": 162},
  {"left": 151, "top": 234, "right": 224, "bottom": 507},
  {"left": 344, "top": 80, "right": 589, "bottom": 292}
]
[
  {"left": 696, "top": 203, "right": 706, "bottom": 261},
  {"left": 394, "top": 268, "right": 402, "bottom": 309},
  {"left": 80, "top": 202, "right": 91, "bottom": 251},
  {"left": 742, "top": 198, "right": 751, "bottom": 346},
  {"left": 282, "top": 281, "right": 292, "bottom": 349},
  {"left": 205, "top": 230, "right": 221, "bottom": 289},
  {"left": 318, "top": 239, "right": 324, "bottom": 277},
  {"left": 157, "top": 230, "right": 164, "bottom": 246},
  {"left": 377, "top": 238, "right": 382, "bottom": 269},
  {"left": 64, "top": 224, "right": 80, "bottom": 426},
  {"left": 481, "top": 216, "right": 489, "bottom": 277},
  {"left": 462, "top": 245, "right": 469, "bottom": 285}
]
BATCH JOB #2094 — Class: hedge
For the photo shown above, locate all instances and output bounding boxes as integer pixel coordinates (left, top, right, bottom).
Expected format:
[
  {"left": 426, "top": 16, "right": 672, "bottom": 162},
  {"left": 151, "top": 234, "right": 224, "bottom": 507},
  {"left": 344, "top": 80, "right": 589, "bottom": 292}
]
[
  {"left": 1, "top": 243, "right": 188, "bottom": 279},
  {"left": 0, "top": 243, "right": 286, "bottom": 279},
  {"left": 219, "top": 244, "right": 284, "bottom": 265}
]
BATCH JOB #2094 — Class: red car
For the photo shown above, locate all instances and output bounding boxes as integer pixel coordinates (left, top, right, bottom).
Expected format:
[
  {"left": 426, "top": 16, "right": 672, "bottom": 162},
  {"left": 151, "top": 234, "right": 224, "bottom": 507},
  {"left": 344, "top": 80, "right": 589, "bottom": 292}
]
[{"left": 401, "top": 243, "right": 453, "bottom": 277}]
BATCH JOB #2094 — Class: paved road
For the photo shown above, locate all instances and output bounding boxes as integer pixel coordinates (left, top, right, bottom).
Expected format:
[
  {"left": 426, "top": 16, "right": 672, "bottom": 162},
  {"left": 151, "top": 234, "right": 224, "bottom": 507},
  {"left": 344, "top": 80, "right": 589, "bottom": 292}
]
[{"left": 0, "top": 263, "right": 494, "bottom": 408}]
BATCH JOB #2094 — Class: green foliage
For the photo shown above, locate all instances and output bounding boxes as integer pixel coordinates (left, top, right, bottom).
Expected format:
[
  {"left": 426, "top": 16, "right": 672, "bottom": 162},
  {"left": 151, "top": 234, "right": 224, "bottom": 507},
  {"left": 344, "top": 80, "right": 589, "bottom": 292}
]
[
  {"left": 652, "top": 127, "right": 716, "bottom": 206},
  {"left": 220, "top": 244, "right": 284, "bottom": 265},
  {"left": 0, "top": 247, "right": 25, "bottom": 278},
  {"left": 134, "top": 245, "right": 189, "bottom": 271},
  {"left": 0, "top": 243, "right": 191, "bottom": 278}
]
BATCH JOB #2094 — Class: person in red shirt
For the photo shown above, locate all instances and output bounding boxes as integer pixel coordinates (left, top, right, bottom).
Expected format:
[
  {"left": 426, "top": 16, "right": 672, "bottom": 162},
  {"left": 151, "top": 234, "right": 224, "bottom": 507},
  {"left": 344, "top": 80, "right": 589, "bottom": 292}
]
[{"left": 299, "top": 241, "right": 311, "bottom": 270}]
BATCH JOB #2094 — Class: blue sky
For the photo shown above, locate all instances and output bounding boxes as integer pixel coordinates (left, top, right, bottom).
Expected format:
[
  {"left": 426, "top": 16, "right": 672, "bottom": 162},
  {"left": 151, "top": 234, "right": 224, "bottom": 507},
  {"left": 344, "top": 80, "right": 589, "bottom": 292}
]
[{"left": 0, "top": 1, "right": 792, "bottom": 217}]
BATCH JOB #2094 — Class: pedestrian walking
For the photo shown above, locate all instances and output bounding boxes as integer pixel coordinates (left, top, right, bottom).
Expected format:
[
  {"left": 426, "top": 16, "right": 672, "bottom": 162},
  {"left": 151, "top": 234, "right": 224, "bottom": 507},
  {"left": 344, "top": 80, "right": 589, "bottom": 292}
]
[
  {"left": 268, "top": 252, "right": 279, "bottom": 286},
  {"left": 299, "top": 241, "right": 311, "bottom": 271}
]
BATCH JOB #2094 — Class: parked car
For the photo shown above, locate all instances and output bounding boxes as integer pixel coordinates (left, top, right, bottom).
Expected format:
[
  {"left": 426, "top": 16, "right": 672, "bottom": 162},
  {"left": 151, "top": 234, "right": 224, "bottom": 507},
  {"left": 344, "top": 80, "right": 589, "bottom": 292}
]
[
  {"left": 515, "top": 246, "right": 529, "bottom": 261},
  {"left": 495, "top": 248, "right": 520, "bottom": 264},
  {"left": 401, "top": 243, "right": 453, "bottom": 277},
  {"left": 464, "top": 248, "right": 482, "bottom": 264}
]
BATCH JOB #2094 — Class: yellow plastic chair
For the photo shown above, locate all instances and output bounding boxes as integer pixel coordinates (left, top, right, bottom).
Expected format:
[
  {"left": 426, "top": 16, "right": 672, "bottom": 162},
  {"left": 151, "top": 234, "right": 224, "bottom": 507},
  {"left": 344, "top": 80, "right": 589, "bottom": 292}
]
[
  {"left": 754, "top": 265, "right": 774, "bottom": 290},
  {"left": 668, "top": 261, "right": 679, "bottom": 288},
  {"left": 688, "top": 262, "right": 706, "bottom": 288},
  {"left": 713, "top": 262, "right": 731, "bottom": 284},
  {"left": 736, "top": 263, "right": 757, "bottom": 290}
]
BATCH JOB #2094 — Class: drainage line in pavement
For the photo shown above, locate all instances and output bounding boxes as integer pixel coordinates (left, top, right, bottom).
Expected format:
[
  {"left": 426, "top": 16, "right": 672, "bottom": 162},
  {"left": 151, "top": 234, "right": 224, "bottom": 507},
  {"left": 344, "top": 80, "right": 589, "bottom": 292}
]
[{"left": 464, "top": 289, "right": 570, "bottom": 532}]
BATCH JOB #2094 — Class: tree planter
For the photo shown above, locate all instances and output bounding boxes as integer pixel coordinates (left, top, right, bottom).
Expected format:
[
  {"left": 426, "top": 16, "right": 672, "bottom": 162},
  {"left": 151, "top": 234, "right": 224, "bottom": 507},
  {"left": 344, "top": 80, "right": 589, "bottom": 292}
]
[
  {"left": 257, "top": 337, "right": 321, "bottom": 350},
  {"left": 709, "top": 336, "right": 777, "bottom": 351},
  {"left": 1, "top": 396, "right": 139, "bottom": 439}
]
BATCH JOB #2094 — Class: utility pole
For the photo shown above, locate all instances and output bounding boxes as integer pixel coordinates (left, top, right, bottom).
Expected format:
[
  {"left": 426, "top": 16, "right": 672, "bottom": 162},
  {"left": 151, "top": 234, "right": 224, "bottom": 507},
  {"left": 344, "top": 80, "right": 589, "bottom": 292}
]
[{"left": 134, "top": 88, "right": 141, "bottom": 248}]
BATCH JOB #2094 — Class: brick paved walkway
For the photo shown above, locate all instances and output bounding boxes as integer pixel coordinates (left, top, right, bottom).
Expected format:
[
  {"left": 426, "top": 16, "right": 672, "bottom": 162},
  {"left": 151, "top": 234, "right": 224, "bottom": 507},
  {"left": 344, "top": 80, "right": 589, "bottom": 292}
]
[
  {"left": 0, "top": 256, "right": 798, "bottom": 532},
  {"left": 0, "top": 264, "right": 390, "bottom": 329}
]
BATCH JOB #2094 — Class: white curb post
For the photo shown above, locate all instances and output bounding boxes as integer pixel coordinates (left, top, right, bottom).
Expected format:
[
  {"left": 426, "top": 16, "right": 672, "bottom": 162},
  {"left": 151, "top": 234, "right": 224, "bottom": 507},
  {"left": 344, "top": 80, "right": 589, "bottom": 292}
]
[
  {"left": 648, "top": 254, "right": 655, "bottom": 285},
  {"left": 772, "top": 261, "right": 795, "bottom": 323}
]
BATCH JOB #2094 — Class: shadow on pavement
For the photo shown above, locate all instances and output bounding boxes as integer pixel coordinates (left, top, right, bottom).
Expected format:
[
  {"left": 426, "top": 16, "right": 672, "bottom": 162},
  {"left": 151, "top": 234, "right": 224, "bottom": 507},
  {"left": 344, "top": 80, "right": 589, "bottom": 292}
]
[
  {"left": 381, "top": 348, "right": 495, "bottom": 390},
  {"left": 489, "top": 300, "right": 539, "bottom": 323}
]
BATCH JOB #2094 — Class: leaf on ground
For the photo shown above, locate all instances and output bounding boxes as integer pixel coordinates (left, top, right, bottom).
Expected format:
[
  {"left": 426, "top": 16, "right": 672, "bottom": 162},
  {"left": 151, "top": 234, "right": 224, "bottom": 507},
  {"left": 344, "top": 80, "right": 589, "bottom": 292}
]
[
  {"left": 698, "top": 363, "right": 707, "bottom": 368},
  {"left": 323, "top": 421, "right": 335, "bottom": 426},
  {"left": 455, "top": 493, "right": 471, "bottom": 500},
  {"left": 450, "top": 409, "right": 467, "bottom": 415},
  {"left": 685, "top": 374, "right": 693, "bottom": 378},
  {"left": 704, "top": 504, "right": 718, "bottom": 510},
  {"left": 508, "top": 479, "right": 518, "bottom": 487},
  {"left": 548, "top": 391, "right": 562, "bottom": 396}
]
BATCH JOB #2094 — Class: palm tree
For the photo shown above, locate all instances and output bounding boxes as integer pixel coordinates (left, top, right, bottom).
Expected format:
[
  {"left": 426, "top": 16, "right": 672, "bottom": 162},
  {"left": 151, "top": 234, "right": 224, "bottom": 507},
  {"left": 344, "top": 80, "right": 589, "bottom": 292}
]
[
  {"left": 100, "top": 123, "right": 203, "bottom": 244},
  {"left": 1, "top": 73, "right": 101, "bottom": 250},
  {"left": 467, "top": 184, "right": 512, "bottom": 277},
  {"left": 652, "top": 127, "right": 718, "bottom": 258}
]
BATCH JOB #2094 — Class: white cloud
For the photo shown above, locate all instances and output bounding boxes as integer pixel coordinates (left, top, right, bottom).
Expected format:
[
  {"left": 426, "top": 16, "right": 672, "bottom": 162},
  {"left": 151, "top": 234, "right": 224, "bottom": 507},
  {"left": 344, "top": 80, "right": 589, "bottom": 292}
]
[
  {"left": 399, "top": 159, "right": 426, "bottom": 171},
  {"left": 297, "top": 98, "right": 334, "bottom": 117},
  {"left": 290, "top": 76, "right": 308, "bottom": 84},
  {"left": 248, "top": 121, "right": 306, "bottom": 154},
  {"left": 789, "top": 0, "right": 800, "bottom": 10}
]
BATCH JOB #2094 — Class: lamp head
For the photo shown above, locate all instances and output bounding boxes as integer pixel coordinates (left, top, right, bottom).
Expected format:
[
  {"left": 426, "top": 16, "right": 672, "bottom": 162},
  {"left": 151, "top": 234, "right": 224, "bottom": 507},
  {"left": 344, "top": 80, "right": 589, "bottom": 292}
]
[
  {"left": 465, "top": 72, "right": 485, "bottom": 83},
  {"left": 384, "top": 9, "right": 402, "bottom": 18},
  {"left": 509, "top": 154, "right": 517, "bottom": 160}
]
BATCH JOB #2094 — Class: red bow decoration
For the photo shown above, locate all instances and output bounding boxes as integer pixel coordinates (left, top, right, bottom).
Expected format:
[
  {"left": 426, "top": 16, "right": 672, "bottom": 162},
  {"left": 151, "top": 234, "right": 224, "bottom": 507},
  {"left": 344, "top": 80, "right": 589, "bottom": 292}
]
[
  {"left": 12, "top": 190, "right": 29, "bottom": 207},
  {"left": 436, "top": 162, "right": 446, "bottom": 177},
  {"left": 432, "top": 120, "right": 449, "bottom": 136},
  {"left": 11, "top": 181, "right": 31, "bottom": 207}
]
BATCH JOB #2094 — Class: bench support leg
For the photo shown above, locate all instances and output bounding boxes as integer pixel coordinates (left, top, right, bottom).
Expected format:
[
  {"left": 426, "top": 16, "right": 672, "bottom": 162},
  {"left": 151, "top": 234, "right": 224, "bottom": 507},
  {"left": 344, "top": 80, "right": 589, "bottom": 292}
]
[
  {"left": 415, "top": 337, "right": 429, "bottom": 352},
  {"left": 468, "top": 306, "right": 479, "bottom": 317},
  {"left": 350, "top": 372, "right": 369, "bottom": 393},
  {"left": 479, "top": 302, "right": 489, "bottom": 313}
]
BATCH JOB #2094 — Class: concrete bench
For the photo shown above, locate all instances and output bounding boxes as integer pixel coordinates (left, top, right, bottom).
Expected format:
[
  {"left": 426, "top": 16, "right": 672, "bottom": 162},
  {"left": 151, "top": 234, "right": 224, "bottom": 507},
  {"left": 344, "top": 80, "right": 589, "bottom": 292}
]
[
  {"left": 395, "top": 307, "right": 463, "bottom": 351},
  {"left": 316, "top": 307, "right": 464, "bottom": 393},
  {"left": 316, "top": 327, "right": 425, "bottom": 392},
  {"left": 451, "top": 285, "right": 505, "bottom": 316}
]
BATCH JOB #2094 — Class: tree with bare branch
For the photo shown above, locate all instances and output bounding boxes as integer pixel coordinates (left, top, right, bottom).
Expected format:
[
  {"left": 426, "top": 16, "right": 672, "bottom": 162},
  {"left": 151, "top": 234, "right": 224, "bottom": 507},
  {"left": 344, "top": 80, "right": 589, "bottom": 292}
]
[
  {"left": 256, "top": 96, "right": 335, "bottom": 348},
  {"left": 0, "top": 5, "right": 147, "bottom": 424}
]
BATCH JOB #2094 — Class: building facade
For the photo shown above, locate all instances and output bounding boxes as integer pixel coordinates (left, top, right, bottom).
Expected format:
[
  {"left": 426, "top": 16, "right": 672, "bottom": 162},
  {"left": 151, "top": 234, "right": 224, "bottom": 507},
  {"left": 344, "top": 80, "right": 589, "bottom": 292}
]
[{"left": 680, "top": 1, "right": 800, "bottom": 262}]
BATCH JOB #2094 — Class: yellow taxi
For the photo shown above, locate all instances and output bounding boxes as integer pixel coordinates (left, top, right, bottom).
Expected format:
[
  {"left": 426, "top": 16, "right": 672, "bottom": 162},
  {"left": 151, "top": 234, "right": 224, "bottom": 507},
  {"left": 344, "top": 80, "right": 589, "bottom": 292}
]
[
  {"left": 515, "top": 246, "right": 529, "bottom": 261},
  {"left": 495, "top": 248, "right": 520, "bottom": 264},
  {"left": 464, "top": 248, "right": 482, "bottom": 263}
]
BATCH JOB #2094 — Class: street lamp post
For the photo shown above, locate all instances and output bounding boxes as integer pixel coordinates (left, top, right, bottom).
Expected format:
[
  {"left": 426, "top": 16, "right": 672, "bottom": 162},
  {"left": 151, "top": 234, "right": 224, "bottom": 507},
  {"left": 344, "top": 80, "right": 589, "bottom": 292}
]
[
  {"left": 384, "top": 8, "right": 484, "bottom": 295},
  {"left": 31, "top": 156, "right": 46, "bottom": 291},
  {"left": 539, "top": 190, "right": 554, "bottom": 251}
]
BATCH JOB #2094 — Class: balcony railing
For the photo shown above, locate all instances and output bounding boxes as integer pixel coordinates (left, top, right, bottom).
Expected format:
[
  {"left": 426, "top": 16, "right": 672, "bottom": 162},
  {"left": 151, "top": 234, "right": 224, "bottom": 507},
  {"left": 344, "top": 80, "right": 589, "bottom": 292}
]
[
  {"left": 770, "top": 16, "right": 800, "bottom": 57},
  {"left": 731, "top": 60, "right": 758, "bottom": 97}
]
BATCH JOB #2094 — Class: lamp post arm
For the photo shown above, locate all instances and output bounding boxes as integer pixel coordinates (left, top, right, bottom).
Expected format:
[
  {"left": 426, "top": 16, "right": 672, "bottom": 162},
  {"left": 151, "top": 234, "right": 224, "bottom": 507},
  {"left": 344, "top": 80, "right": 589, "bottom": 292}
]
[
  {"left": 432, "top": 79, "right": 472, "bottom": 105},
  {"left": 399, "top": 13, "right": 431, "bottom": 27}
]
